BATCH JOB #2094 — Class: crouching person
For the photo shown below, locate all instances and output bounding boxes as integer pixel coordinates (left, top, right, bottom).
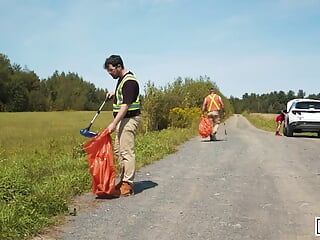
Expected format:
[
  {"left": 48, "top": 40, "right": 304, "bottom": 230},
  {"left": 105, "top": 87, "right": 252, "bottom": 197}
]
[{"left": 275, "top": 110, "right": 285, "bottom": 136}]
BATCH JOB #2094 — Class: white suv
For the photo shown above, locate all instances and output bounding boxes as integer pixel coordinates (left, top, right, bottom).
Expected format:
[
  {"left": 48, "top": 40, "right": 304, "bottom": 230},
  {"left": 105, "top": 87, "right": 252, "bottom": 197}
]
[{"left": 283, "top": 98, "right": 320, "bottom": 137}]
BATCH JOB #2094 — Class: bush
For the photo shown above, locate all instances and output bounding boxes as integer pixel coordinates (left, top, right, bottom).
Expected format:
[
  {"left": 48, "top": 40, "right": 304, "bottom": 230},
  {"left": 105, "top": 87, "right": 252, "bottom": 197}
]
[
  {"left": 169, "top": 107, "right": 201, "bottom": 128},
  {"left": 142, "top": 76, "right": 231, "bottom": 131}
]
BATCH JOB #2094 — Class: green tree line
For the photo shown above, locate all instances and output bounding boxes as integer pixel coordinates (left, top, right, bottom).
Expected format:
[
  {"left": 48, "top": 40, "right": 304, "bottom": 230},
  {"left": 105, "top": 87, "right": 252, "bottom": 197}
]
[
  {"left": 230, "top": 90, "right": 320, "bottom": 114},
  {"left": 1, "top": 54, "right": 233, "bottom": 125},
  {"left": 0, "top": 54, "right": 110, "bottom": 112},
  {"left": 5, "top": 53, "right": 320, "bottom": 119}
]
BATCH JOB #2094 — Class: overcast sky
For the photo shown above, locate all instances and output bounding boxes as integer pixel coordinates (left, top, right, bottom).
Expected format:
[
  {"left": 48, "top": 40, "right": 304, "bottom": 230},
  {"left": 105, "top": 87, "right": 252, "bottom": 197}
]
[{"left": 1, "top": 0, "right": 320, "bottom": 97}]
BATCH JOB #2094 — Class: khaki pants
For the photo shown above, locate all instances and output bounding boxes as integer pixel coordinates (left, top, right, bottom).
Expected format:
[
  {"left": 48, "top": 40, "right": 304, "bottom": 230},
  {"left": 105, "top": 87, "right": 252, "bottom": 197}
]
[
  {"left": 208, "top": 110, "right": 220, "bottom": 134},
  {"left": 114, "top": 116, "right": 140, "bottom": 184}
]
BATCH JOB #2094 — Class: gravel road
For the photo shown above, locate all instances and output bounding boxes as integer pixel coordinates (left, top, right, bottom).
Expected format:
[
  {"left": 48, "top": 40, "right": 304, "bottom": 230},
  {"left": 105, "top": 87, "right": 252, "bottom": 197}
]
[{"left": 49, "top": 115, "right": 320, "bottom": 240}]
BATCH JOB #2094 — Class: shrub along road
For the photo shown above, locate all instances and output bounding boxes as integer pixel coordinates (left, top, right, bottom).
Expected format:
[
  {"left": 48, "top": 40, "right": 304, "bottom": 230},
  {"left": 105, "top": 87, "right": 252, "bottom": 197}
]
[{"left": 47, "top": 115, "right": 320, "bottom": 240}]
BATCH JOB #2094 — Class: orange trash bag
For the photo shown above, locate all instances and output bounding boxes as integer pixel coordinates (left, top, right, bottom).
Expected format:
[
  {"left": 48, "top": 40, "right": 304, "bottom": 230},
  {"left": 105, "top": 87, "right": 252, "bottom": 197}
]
[
  {"left": 83, "top": 128, "right": 117, "bottom": 196},
  {"left": 198, "top": 116, "right": 213, "bottom": 138}
]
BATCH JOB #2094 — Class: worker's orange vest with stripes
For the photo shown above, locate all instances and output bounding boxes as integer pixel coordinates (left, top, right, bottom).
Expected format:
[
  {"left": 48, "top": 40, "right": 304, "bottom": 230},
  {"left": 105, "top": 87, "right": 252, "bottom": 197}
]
[{"left": 205, "top": 94, "right": 222, "bottom": 112}]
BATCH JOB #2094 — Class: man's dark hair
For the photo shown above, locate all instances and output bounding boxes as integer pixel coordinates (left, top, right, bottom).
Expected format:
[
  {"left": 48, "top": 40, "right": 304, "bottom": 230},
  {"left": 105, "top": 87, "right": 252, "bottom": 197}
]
[{"left": 104, "top": 55, "right": 124, "bottom": 69}]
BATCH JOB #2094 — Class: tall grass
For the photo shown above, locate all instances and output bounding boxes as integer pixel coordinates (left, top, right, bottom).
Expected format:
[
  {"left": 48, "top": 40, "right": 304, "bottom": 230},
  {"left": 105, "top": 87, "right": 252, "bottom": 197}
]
[
  {"left": 242, "top": 112, "right": 277, "bottom": 132},
  {"left": 0, "top": 112, "right": 197, "bottom": 239}
]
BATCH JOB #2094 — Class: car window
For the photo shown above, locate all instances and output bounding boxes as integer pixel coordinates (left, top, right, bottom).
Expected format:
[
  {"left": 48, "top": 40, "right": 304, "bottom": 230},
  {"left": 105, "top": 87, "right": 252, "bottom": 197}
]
[{"left": 295, "top": 101, "right": 320, "bottom": 109}]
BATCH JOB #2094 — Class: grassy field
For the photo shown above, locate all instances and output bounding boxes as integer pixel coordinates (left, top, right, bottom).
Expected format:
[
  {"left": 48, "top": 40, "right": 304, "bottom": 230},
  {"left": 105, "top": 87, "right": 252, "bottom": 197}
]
[{"left": 0, "top": 112, "right": 197, "bottom": 240}]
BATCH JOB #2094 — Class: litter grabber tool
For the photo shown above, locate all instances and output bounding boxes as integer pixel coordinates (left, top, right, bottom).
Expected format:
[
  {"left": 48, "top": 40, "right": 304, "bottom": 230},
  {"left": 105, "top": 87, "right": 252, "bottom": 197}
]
[{"left": 80, "top": 97, "right": 108, "bottom": 138}]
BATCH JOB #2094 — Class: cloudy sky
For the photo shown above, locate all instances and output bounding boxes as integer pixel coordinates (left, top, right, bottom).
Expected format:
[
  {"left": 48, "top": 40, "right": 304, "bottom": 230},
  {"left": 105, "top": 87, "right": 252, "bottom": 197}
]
[{"left": 1, "top": 0, "right": 320, "bottom": 97}]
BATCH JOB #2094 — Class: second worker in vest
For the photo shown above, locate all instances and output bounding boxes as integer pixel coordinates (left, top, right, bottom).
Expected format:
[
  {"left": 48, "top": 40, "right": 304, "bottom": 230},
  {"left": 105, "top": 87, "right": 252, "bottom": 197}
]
[
  {"left": 202, "top": 88, "right": 225, "bottom": 141},
  {"left": 104, "top": 55, "right": 141, "bottom": 197}
]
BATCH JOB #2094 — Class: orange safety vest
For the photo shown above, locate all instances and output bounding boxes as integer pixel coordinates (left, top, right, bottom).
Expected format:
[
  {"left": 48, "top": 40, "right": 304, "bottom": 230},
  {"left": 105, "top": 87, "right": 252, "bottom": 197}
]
[{"left": 205, "top": 94, "right": 222, "bottom": 111}]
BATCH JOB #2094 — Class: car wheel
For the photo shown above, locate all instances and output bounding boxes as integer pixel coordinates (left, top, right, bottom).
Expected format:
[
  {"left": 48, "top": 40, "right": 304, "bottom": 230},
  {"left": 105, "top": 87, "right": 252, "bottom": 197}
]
[
  {"left": 283, "top": 127, "right": 287, "bottom": 136},
  {"left": 318, "top": 132, "right": 320, "bottom": 138},
  {"left": 287, "top": 126, "right": 294, "bottom": 137}
]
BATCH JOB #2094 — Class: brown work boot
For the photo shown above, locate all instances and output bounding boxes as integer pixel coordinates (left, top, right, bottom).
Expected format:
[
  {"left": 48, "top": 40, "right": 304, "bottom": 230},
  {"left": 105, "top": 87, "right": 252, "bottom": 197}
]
[
  {"left": 120, "top": 182, "right": 134, "bottom": 197},
  {"left": 115, "top": 181, "right": 122, "bottom": 190}
]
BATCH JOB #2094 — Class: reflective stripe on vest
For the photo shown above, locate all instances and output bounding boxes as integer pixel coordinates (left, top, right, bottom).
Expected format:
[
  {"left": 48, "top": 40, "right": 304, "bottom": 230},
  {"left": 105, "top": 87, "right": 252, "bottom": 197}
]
[
  {"left": 113, "top": 73, "right": 140, "bottom": 113},
  {"left": 208, "top": 94, "right": 221, "bottom": 111}
]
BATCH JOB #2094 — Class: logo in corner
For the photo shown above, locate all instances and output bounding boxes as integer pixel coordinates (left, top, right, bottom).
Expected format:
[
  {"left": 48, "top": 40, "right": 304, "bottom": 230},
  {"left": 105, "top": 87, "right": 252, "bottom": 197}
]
[{"left": 315, "top": 217, "right": 320, "bottom": 236}]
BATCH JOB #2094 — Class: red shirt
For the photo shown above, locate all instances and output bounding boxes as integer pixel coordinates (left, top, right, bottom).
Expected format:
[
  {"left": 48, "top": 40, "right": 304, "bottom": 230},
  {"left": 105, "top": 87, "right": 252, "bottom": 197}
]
[{"left": 275, "top": 114, "right": 284, "bottom": 122}]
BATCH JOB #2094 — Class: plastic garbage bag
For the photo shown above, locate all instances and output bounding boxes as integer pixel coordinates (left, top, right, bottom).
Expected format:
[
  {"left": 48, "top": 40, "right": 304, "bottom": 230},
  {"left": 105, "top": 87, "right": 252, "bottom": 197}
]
[
  {"left": 198, "top": 116, "right": 213, "bottom": 138},
  {"left": 83, "top": 128, "right": 117, "bottom": 196}
]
